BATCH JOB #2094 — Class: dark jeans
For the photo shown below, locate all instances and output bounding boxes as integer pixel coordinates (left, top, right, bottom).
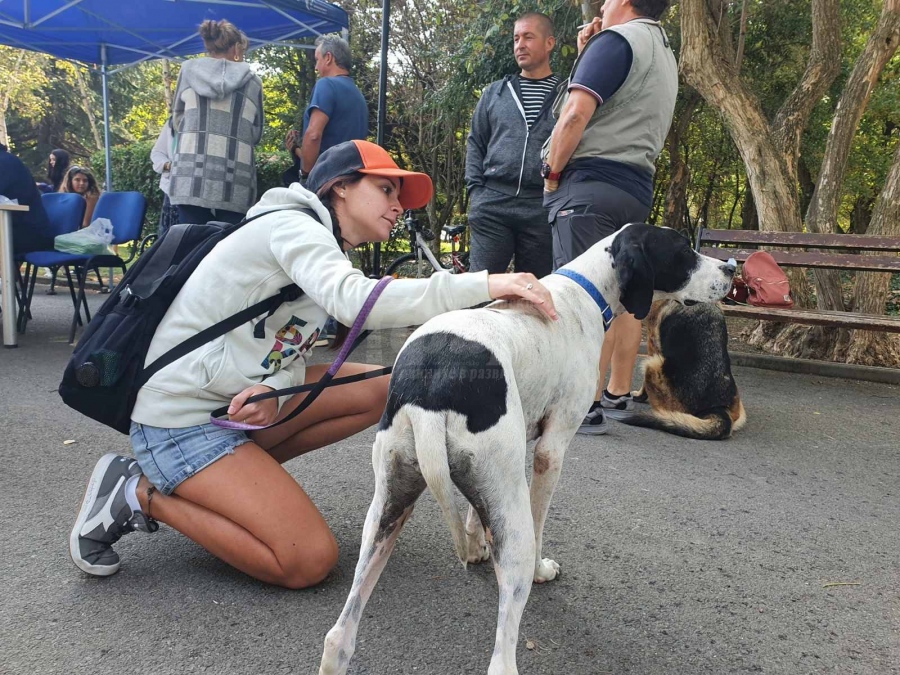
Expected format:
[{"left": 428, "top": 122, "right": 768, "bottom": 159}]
[
  {"left": 467, "top": 186, "right": 552, "bottom": 278},
  {"left": 175, "top": 204, "right": 245, "bottom": 226},
  {"left": 543, "top": 179, "right": 650, "bottom": 270}
]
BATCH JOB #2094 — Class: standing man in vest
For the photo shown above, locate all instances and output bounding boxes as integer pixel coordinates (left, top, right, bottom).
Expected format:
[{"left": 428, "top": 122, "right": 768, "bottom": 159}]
[
  {"left": 465, "top": 12, "right": 559, "bottom": 277},
  {"left": 283, "top": 35, "right": 368, "bottom": 186},
  {"left": 542, "top": 0, "right": 677, "bottom": 435}
]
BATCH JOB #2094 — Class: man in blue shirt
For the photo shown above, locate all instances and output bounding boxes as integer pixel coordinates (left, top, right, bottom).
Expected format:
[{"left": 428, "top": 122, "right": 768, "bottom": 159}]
[
  {"left": 283, "top": 35, "right": 369, "bottom": 186},
  {"left": 0, "top": 143, "right": 52, "bottom": 254}
]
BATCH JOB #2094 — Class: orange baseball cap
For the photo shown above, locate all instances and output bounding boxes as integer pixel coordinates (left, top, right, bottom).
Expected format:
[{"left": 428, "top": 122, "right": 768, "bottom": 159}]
[{"left": 306, "top": 140, "right": 434, "bottom": 209}]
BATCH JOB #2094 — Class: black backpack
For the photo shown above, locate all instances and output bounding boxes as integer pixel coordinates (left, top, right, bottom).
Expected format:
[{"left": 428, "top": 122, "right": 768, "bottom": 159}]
[{"left": 59, "top": 210, "right": 318, "bottom": 434}]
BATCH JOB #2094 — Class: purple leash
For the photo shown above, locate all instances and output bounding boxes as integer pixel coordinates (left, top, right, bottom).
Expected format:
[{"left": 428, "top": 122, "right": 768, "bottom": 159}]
[{"left": 210, "top": 276, "right": 393, "bottom": 431}]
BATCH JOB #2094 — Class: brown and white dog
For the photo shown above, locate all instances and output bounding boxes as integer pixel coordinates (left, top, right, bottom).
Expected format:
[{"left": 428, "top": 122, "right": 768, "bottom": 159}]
[
  {"left": 622, "top": 299, "right": 747, "bottom": 440},
  {"left": 319, "top": 224, "right": 735, "bottom": 675}
]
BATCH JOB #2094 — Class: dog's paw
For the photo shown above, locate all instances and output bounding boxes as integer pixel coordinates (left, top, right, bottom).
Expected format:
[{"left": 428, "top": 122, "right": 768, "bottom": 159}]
[
  {"left": 533, "top": 557, "right": 561, "bottom": 583},
  {"left": 466, "top": 540, "right": 491, "bottom": 564}
]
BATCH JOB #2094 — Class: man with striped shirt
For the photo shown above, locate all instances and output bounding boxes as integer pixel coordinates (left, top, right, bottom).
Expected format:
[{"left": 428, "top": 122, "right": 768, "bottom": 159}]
[{"left": 465, "top": 12, "right": 559, "bottom": 277}]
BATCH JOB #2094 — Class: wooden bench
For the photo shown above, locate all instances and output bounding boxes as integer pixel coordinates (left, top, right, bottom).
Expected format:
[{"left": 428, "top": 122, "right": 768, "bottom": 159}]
[{"left": 695, "top": 228, "right": 900, "bottom": 333}]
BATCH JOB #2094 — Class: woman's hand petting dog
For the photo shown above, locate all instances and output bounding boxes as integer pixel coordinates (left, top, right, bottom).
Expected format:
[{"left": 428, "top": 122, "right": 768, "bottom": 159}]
[
  {"left": 488, "top": 273, "right": 558, "bottom": 321},
  {"left": 228, "top": 384, "right": 278, "bottom": 426}
]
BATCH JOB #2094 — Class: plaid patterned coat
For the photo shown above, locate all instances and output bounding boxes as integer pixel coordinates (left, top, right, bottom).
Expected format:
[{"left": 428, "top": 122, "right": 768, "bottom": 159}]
[{"left": 169, "top": 57, "right": 264, "bottom": 215}]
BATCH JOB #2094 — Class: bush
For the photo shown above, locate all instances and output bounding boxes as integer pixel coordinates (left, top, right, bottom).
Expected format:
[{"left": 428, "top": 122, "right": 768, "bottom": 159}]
[
  {"left": 92, "top": 141, "right": 162, "bottom": 235},
  {"left": 92, "top": 145, "right": 294, "bottom": 235}
]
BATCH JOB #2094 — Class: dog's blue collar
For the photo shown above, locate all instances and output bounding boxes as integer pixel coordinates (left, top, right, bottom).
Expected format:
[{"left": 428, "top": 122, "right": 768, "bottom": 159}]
[{"left": 554, "top": 269, "right": 614, "bottom": 331}]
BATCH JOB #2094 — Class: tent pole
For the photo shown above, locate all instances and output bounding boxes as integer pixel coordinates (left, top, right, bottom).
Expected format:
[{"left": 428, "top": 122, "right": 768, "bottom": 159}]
[
  {"left": 101, "top": 44, "right": 115, "bottom": 290},
  {"left": 373, "top": 0, "right": 390, "bottom": 277},
  {"left": 101, "top": 45, "right": 113, "bottom": 191}
]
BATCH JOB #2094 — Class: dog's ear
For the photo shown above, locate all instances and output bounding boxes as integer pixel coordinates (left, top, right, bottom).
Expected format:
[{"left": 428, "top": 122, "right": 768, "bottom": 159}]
[{"left": 614, "top": 243, "right": 655, "bottom": 320}]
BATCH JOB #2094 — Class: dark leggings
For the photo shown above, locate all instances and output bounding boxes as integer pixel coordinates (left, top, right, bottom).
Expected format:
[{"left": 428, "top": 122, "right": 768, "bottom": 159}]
[{"left": 175, "top": 204, "right": 245, "bottom": 226}]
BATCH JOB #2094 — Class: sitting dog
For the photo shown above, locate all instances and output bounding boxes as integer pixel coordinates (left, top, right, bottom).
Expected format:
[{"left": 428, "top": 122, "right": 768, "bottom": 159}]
[
  {"left": 319, "top": 224, "right": 735, "bottom": 675},
  {"left": 621, "top": 299, "right": 746, "bottom": 440}
]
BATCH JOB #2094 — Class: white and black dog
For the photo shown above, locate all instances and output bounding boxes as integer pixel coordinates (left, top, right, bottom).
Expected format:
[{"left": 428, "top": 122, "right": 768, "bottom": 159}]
[{"left": 319, "top": 224, "right": 735, "bottom": 675}]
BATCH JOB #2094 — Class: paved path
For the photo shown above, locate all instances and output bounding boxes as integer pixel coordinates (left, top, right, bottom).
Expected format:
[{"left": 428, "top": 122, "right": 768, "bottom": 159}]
[{"left": 1, "top": 290, "right": 898, "bottom": 674}]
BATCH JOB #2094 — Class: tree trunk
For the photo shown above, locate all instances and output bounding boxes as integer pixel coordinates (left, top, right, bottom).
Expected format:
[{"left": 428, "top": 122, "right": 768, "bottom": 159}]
[
  {"left": 844, "top": 138, "right": 900, "bottom": 366},
  {"left": 162, "top": 60, "right": 174, "bottom": 113},
  {"left": 73, "top": 66, "right": 103, "bottom": 152},
  {"left": 740, "top": 178, "right": 758, "bottom": 230},
  {"left": 805, "top": 0, "right": 900, "bottom": 313},
  {"left": 663, "top": 89, "right": 702, "bottom": 238},
  {"left": 771, "top": 0, "right": 842, "bottom": 177},
  {"left": 680, "top": 0, "right": 804, "bottom": 238},
  {"left": 681, "top": 0, "right": 816, "bottom": 308},
  {"left": 848, "top": 196, "right": 874, "bottom": 235}
]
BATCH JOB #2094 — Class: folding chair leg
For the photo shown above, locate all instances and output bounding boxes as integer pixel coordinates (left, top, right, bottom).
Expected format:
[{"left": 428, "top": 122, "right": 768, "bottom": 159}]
[
  {"left": 47, "top": 266, "right": 59, "bottom": 295},
  {"left": 58, "top": 266, "right": 82, "bottom": 326},
  {"left": 69, "top": 266, "right": 90, "bottom": 344},
  {"left": 17, "top": 264, "right": 39, "bottom": 334},
  {"left": 93, "top": 268, "right": 107, "bottom": 293}
]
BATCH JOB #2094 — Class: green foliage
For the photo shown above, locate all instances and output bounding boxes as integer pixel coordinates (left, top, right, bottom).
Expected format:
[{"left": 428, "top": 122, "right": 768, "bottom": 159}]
[{"left": 91, "top": 141, "right": 162, "bottom": 234}]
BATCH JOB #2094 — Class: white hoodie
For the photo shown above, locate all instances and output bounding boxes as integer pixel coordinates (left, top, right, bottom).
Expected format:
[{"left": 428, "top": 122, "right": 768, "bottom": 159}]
[{"left": 131, "top": 184, "right": 491, "bottom": 429}]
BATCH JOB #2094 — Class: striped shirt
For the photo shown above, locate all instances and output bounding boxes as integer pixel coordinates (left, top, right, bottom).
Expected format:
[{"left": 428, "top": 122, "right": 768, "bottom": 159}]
[{"left": 518, "top": 74, "right": 559, "bottom": 128}]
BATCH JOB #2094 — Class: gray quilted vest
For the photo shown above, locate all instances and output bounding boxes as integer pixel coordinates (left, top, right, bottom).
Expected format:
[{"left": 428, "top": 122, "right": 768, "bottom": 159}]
[{"left": 543, "top": 18, "right": 678, "bottom": 175}]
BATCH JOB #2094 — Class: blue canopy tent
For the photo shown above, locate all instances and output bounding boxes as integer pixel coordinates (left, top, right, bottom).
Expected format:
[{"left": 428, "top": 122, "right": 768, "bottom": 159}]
[{"left": 0, "top": 0, "right": 349, "bottom": 188}]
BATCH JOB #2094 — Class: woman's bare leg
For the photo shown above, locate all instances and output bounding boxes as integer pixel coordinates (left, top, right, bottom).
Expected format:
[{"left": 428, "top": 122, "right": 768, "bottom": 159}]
[{"left": 136, "top": 362, "right": 391, "bottom": 588}]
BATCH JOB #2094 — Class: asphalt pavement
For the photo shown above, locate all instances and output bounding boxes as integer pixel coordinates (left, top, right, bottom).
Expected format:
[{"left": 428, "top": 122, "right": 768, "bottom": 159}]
[{"left": 1, "top": 289, "right": 898, "bottom": 675}]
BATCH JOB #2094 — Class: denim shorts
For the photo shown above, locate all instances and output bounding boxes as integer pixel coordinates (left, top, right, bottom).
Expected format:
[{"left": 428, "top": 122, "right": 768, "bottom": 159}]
[{"left": 130, "top": 421, "right": 252, "bottom": 495}]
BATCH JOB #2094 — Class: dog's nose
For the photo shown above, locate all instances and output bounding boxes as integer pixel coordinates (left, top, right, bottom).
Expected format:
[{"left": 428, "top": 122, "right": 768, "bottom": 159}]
[{"left": 723, "top": 258, "right": 736, "bottom": 277}]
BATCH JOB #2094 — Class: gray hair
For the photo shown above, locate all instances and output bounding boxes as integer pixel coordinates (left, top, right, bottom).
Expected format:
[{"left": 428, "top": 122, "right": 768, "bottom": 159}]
[{"left": 315, "top": 34, "right": 352, "bottom": 70}]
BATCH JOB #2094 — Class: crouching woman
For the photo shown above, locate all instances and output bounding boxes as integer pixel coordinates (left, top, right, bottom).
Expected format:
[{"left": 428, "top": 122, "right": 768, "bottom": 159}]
[{"left": 69, "top": 140, "right": 557, "bottom": 589}]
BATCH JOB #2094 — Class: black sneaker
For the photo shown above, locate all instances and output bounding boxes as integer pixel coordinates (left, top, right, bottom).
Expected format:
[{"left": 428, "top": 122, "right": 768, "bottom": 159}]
[
  {"left": 632, "top": 390, "right": 649, "bottom": 404},
  {"left": 599, "top": 391, "right": 636, "bottom": 421},
  {"left": 69, "top": 453, "right": 158, "bottom": 577},
  {"left": 577, "top": 402, "right": 609, "bottom": 435}
]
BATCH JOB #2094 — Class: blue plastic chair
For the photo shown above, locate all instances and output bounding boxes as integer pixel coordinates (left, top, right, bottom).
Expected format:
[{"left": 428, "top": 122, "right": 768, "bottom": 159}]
[
  {"left": 16, "top": 193, "right": 86, "bottom": 333},
  {"left": 67, "top": 191, "right": 147, "bottom": 343}
]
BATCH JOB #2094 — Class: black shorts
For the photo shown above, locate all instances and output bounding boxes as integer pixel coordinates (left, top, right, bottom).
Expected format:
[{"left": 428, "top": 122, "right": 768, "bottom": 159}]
[{"left": 544, "top": 179, "right": 650, "bottom": 270}]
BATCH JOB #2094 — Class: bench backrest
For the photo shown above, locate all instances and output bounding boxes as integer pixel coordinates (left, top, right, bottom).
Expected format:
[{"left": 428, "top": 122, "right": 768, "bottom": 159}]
[{"left": 696, "top": 228, "right": 900, "bottom": 273}]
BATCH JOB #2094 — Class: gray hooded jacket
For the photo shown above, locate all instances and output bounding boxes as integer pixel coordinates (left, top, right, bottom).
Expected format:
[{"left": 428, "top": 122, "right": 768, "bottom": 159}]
[
  {"left": 169, "top": 57, "right": 264, "bottom": 214},
  {"left": 466, "top": 74, "right": 557, "bottom": 200}
]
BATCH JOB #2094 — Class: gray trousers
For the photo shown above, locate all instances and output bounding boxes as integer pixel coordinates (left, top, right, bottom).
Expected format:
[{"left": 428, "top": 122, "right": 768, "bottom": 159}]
[
  {"left": 467, "top": 186, "right": 552, "bottom": 278},
  {"left": 544, "top": 179, "right": 650, "bottom": 270}
]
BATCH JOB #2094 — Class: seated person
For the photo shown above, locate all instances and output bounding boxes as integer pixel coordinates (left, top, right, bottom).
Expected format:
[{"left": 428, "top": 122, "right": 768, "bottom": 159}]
[
  {"left": 60, "top": 166, "right": 102, "bottom": 229},
  {"left": 0, "top": 143, "right": 53, "bottom": 255}
]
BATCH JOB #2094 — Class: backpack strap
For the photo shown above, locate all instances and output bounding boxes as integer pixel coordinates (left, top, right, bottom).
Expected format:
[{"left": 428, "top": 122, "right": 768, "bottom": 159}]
[
  {"left": 135, "top": 207, "right": 322, "bottom": 389},
  {"left": 135, "top": 283, "right": 301, "bottom": 390}
]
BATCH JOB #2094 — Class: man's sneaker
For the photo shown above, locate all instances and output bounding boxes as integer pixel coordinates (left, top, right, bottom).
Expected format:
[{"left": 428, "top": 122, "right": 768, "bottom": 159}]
[
  {"left": 599, "top": 390, "right": 636, "bottom": 421},
  {"left": 632, "top": 390, "right": 649, "bottom": 405},
  {"left": 578, "top": 402, "right": 608, "bottom": 435},
  {"left": 69, "top": 453, "right": 158, "bottom": 577}
]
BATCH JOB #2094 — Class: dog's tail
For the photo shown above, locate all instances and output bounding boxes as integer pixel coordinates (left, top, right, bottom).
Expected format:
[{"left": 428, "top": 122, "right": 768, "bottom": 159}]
[
  {"left": 619, "top": 407, "right": 733, "bottom": 440},
  {"left": 409, "top": 410, "right": 469, "bottom": 568}
]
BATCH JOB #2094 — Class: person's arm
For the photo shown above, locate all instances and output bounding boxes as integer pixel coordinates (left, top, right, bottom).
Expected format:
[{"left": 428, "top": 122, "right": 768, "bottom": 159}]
[
  {"left": 299, "top": 109, "right": 329, "bottom": 176},
  {"left": 268, "top": 211, "right": 557, "bottom": 328},
  {"left": 252, "top": 76, "right": 264, "bottom": 145},
  {"left": 465, "top": 87, "right": 492, "bottom": 191},
  {"left": 543, "top": 89, "right": 598, "bottom": 192},
  {"left": 82, "top": 192, "right": 100, "bottom": 228},
  {"left": 543, "top": 30, "right": 632, "bottom": 192},
  {"left": 171, "top": 69, "right": 187, "bottom": 133},
  {"left": 150, "top": 125, "right": 172, "bottom": 174}
]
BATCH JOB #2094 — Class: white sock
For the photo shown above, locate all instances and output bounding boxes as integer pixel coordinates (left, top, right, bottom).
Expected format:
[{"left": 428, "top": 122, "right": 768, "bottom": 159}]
[{"left": 125, "top": 474, "right": 143, "bottom": 514}]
